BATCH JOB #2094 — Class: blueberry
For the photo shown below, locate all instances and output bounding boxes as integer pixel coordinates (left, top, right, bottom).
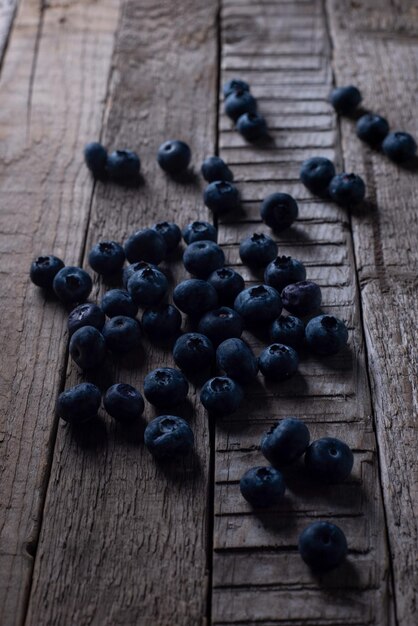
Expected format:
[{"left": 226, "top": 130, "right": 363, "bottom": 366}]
[
  {"left": 234, "top": 284, "right": 282, "bottom": 325},
  {"left": 152, "top": 221, "right": 181, "bottom": 253},
  {"left": 260, "top": 193, "right": 298, "bottom": 232},
  {"left": 224, "top": 89, "right": 257, "bottom": 122},
  {"left": 107, "top": 149, "right": 140, "bottom": 184},
  {"left": 127, "top": 266, "right": 168, "bottom": 306},
  {"left": 216, "top": 337, "right": 258, "bottom": 384},
  {"left": 281, "top": 280, "right": 322, "bottom": 317},
  {"left": 144, "top": 415, "right": 194, "bottom": 460},
  {"left": 261, "top": 417, "right": 310, "bottom": 467},
  {"left": 239, "top": 233, "right": 278, "bottom": 268},
  {"left": 104, "top": 383, "right": 144, "bottom": 422},
  {"left": 305, "top": 314, "right": 348, "bottom": 355},
  {"left": 329, "top": 85, "right": 362, "bottom": 115},
  {"left": 356, "top": 113, "right": 389, "bottom": 145},
  {"left": 157, "top": 140, "right": 191, "bottom": 175},
  {"left": 328, "top": 173, "right": 366, "bottom": 207},
  {"left": 102, "top": 316, "right": 141, "bottom": 353},
  {"left": 124, "top": 228, "right": 167, "bottom": 265},
  {"left": 299, "top": 521, "right": 347, "bottom": 571},
  {"left": 270, "top": 314, "right": 305, "bottom": 350},
  {"left": 30, "top": 255, "right": 65, "bottom": 289},
  {"left": 101, "top": 289, "right": 138, "bottom": 318},
  {"left": 88, "top": 240, "right": 125, "bottom": 275},
  {"left": 264, "top": 255, "right": 306, "bottom": 292},
  {"left": 305, "top": 437, "right": 354, "bottom": 483},
  {"left": 236, "top": 112, "right": 267, "bottom": 141},
  {"left": 182, "top": 221, "right": 218, "bottom": 244},
  {"left": 201, "top": 156, "right": 233, "bottom": 183},
  {"left": 173, "top": 332, "right": 215, "bottom": 374},
  {"left": 53, "top": 266, "right": 92, "bottom": 305},
  {"left": 223, "top": 78, "right": 250, "bottom": 100},
  {"left": 382, "top": 131, "right": 417, "bottom": 162},
  {"left": 204, "top": 181, "right": 240, "bottom": 216},
  {"left": 183, "top": 240, "right": 225, "bottom": 278},
  {"left": 207, "top": 267, "right": 245, "bottom": 305},
  {"left": 200, "top": 376, "right": 243, "bottom": 415},
  {"left": 57, "top": 382, "right": 101, "bottom": 424},
  {"left": 198, "top": 307, "right": 243, "bottom": 346},
  {"left": 173, "top": 279, "right": 218, "bottom": 317},
  {"left": 67, "top": 303, "right": 105, "bottom": 337},
  {"left": 144, "top": 367, "right": 189, "bottom": 408},
  {"left": 240, "top": 466, "right": 286, "bottom": 508},
  {"left": 259, "top": 343, "right": 299, "bottom": 380},
  {"left": 84, "top": 142, "right": 107, "bottom": 179},
  {"left": 69, "top": 326, "right": 106, "bottom": 370},
  {"left": 300, "top": 157, "right": 336, "bottom": 196},
  {"left": 142, "top": 304, "right": 182, "bottom": 345},
  {"left": 123, "top": 261, "right": 159, "bottom": 288}
]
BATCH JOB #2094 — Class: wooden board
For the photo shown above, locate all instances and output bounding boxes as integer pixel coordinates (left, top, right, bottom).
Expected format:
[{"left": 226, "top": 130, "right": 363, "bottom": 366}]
[{"left": 0, "top": 0, "right": 17, "bottom": 64}]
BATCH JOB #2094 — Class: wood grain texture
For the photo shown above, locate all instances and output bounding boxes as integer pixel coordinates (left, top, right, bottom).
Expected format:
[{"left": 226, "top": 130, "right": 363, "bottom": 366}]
[
  {"left": 327, "top": 1, "right": 418, "bottom": 623},
  {"left": 25, "top": 1, "right": 218, "bottom": 625}
]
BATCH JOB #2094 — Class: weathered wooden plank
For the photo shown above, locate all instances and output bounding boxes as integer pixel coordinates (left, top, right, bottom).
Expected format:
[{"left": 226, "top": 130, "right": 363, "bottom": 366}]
[{"left": 0, "top": 0, "right": 17, "bottom": 64}]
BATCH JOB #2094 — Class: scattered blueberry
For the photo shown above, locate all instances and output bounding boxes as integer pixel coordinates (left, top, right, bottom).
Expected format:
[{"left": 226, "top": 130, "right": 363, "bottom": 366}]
[
  {"left": 53, "top": 266, "right": 92, "bottom": 305},
  {"left": 260, "top": 193, "right": 299, "bottom": 232},
  {"left": 281, "top": 280, "right": 322, "bottom": 317},
  {"left": 57, "top": 382, "right": 101, "bottom": 424},
  {"left": 356, "top": 113, "right": 389, "bottom": 145},
  {"left": 173, "top": 279, "right": 218, "bottom": 317},
  {"left": 236, "top": 112, "right": 267, "bottom": 141},
  {"left": 223, "top": 78, "right": 250, "bottom": 99},
  {"left": 182, "top": 220, "right": 218, "bottom": 244},
  {"left": 84, "top": 142, "right": 108, "bottom": 179},
  {"left": 259, "top": 343, "right": 299, "bottom": 380},
  {"left": 30, "top": 255, "right": 65, "bottom": 289},
  {"left": 329, "top": 85, "right": 362, "bottom": 115},
  {"left": 69, "top": 326, "right": 106, "bottom": 370},
  {"left": 104, "top": 383, "right": 144, "bottom": 422},
  {"left": 207, "top": 267, "right": 245, "bottom": 305},
  {"left": 305, "top": 314, "right": 348, "bottom": 355},
  {"left": 198, "top": 307, "right": 244, "bottom": 345},
  {"left": 101, "top": 289, "right": 138, "bottom": 318},
  {"left": 239, "top": 233, "right": 278, "bottom": 268},
  {"left": 234, "top": 284, "right": 282, "bottom": 325},
  {"left": 201, "top": 156, "right": 233, "bottom": 183},
  {"left": 264, "top": 255, "right": 306, "bottom": 292},
  {"left": 88, "top": 241, "right": 125, "bottom": 275},
  {"left": 270, "top": 314, "right": 305, "bottom": 350},
  {"left": 261, "top": 417, "right": 310, "bottom": 467},
  {"left": 144, "top": 415, "right": 194, "bottom": 460},
  {"left": 123, "top": 261, "right": 158, "bottom": 288},
  {"left": 157, "top": 140, "right": 191, "bottom": 175},
  {"left": 328, "top": 173, "right": 366, "bottom": 207},
  {"left": 299, "top": 521, "right": 348, "bottom": 571},
  {"left": 183, "top": 240, "right": 225, "bottom": 278},
  {"left": 102, "top": 316, "right": 141, "bottom": 354},
  {"left": 152, "top": 221, "right": 181, "bottom": 253},
  {"left": 305, "top": 437, "right": 354, "bottom": 483},
  {"left": 142, "top": 304, "right": 182, "bottom": 345},
  {"left": 124, "top": 228, "right": 167, "bottom": 265},
  {"left": 382, "top": 131, "right": 417, "bottom": 162},
  {"left": 216, "top": 337, "right": 258, "bottom": 384},
  {"left": 67, "top": 303, "right": 105, "bottom": 337},
  {"left": 144, "top": 367, "right": 189, "bottom": 408},
  {"left": 127, "top": 266, "right": 168, "bottom": 306},
  {"left": 107, "top": 149, "right": 140, "bottom": 184},
  {"left": 224, "top": 89, "right": 257, "bottom": 122},
  {"left": 240, "top": 466, "right": 286, "bottom": 508},
  {"left": 204, "top": 181, "right": 240, "bottom": 216},
  {"left": 300, "top": 157, "right": 336, "bottom": 196},
  {"left": 173, "top": 332, "right": 215, "bottom": 374},
  {"left": 200, "top": 376, "right": 243, "bottom": 415}
]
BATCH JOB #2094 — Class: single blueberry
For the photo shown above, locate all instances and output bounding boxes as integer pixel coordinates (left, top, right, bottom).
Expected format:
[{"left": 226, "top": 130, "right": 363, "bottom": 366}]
[
  {"left": 200, "top": 376, "right": 243, "bottom": 415},
  {"left": 204, "top": 181, "right": 240, "bottom": 216},
  {"left": 144, "top": 367, "right": 189, "bottom": 408},
  {"left": 88, "top": 240, "right": 125, "bottom": 275},
  {"left": 260, "top": 193, "right": 298, "bottom": 232},
  {"left": 30, "top": 255, "right": 65, "bottom": 289},
  {"left": 264, "top": 255, "right": 307, "bottom": 292},
  {"left": 259, "top": 343, "right": 299, "bottom": 380},
  {"left": 157, "top": 140, "right": 191, "bottom": 175},
  {"left": 123, "top": 261, "right": 159, "bottom": 288},
  {"left": 102, "top": 316, "right": 141, "bottom": 354},
  {"left": 216, "top": 337, "right": 258, "bottom": 384},
  {"left": 144, "top": 415, "right": 194, "bottom": 460},
  {"left": 101, "top": 289, "right": 138, "bottom": 318},
  {"left": 300, "top": 157, "right": 336, "bottom": 196},
  {"left": 239, "top": 233, "right": 278, "bottom": 268},
  {"left": 236, "top": 112, "right": 267, "bottom": 141},
  {"left": 328, "top": 173, "right": 366, "bottom": 207},
  {"left": 198, "top": 307, "right": 244, "bottom": 346},
  {"left": 67, "top": 303, "right": 105, "bottom": 337},
  {"left": 270, "top": 314, "right": 305, "bottom": 350},
  {"left": 329, "top": 85, "right": 362, "bottom": 115},
  {"left": 152, "top": 221, "right": 182, "bottom": 253},
  {"left": 305, "top": 314, "right": 348, "bottom": 355},
  {"left": 57, "top": 382, "right": 101, "bottom": 424},
  {"left": 124, "top": 228, "right": 167, "bottom": 265},
  {"left": 107, "top": 149, "right": 140, "bottom": 184},
  {"left": 69, "top": 326, "right": 106, "bottom": 370},
  {"left": 207, "top": 267, "right": 245, "bottom": 305},
  {"left": 356, "top": 113, "right": 389, "bottom": 145},
  {"left": 281, "top": 280, "right": 322, "bottom": 317},
  {"left": 240, "top": 466, "right": 286, "bottom": 508},
  {"left": 173, "top": 332, "right": 215, "bottom": 374},
  {"left": 142, "top": 304, "right": 182, "bottom": 345},
  {"left": 84, "top": 142, "right": 108, "bottom": 179},
  {"left": 234, "top": 284, "right": 282, "bottom": 325},
  {"left": 382, "top": 131, "right": 417, "bottom": 162},
  {"left": 104, "top": 383, "right": 144, "bottom": 422},
  {"left": 182, "top": 221, "right": 218, "bottom": 244},
  {"left": 223, "top": 78, "right": 250, "bottom": 100},
  {"left": 305, "top": 437, "right": 354, "bottom": 483},
  {"left": 261, "top": 417, "right": 310, "bottom": 467},
  {"left": 201, "top": 156, "right": 233, "bottom": 183},
  {"left": 224, "top": 89, "right": 257, "bottom": 122},
  {"left": 173, "top": 279, "right": 218, "bottom": 317},
  {"left": 299, "top": 521, "right": 348, "bottom": 571},
  {"left": 127, "top": 266, "right": 168, "bottom": 307},
  {"left": 183, "top": 240, "right": 225, "bottom": 278},
  {"left": 53, "top": 266, "right": 92, "bottom": 305}
]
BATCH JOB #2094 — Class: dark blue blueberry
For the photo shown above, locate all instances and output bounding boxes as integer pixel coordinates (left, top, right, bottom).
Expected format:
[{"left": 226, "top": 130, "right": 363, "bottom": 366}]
[
  {"left": 107, "top": 149, "right": 140, "bottom": 183},
  {"left": 200, "top": 376, "right": 243, "bottom": 415},
  {"left": 207, "top": 267, "right": 245, "bottom": 306},
  {"left": 224, "top": 89, "right": 257, "bottom": 122},
  {"left": 281, "top": 280, "right": 322, "bottom": 317},
  {"left": 182, "top": 221, "right": 218, "bottom": 244},
  {"left": 239, "top": 233, "right": 278, "bottom": 268},
  {"left": 127, "top": 266, "right": 168, "bottom": 307},
  {"left": 53, "top": 266, "right": 92, "bottom": 305},
  {"left": 300, "top": 157, "right": 336, "bottom": 196},
  {"left": 57, "top": 382, "right": 101, "bottom": 424},
  {"left": 201, "top": 156, "right": 233, "bottom": 183},
  {"left": 270, "top": 314, "right": 305, "bottom": 350},
  {"left": 144, "top": 415, "right": 194, "bottom": 460},
  {"left": 259, "top": 343, "right": 299, "bottom": 380},
  {"left": 30, "top": 255, "right": 65, "bottom": 289},
  {"left": 102, "top": 316, "right": 141, "bottom": 354},
  {"left": 173, "top": 332, "right": 215, "bottom": 374},
  {"left": 84, "top": 142, "right": 107, "bottom": 179},
  {"left": 305, "top": 437, "right": 354, "bottom": 483},
  {"left": 264, "top": 255, "right": 306, "bottom": 292},
  {"left": 382, "top": 131, "right": 417, "bottom": 162},
  {"left": 183, "top": 240, "right": 225, "bottom": 278},
  {"left": 157, "top": 140, "right": 191, "bottom": 175},
  {"left": 216, "top": 337, "right": 258, "bottom": 384},
  {"left": 234, "top": 284, "right": 282, "bottom": 325},
  {"left": 173, "top": 279, "right": 218, "bottom": 317},
  {"left": 88, "top": 240, "right": 125, "bottom": 275},
  {"left": 104, "top": 383, "right": 144, "bottom": 422},
  {"left": 236, "top": 112, "right": 267, "bottom": 141},
  {"left": 123, "top": 261, "right": 158, "bottom": 288},
  {"left": 329, "top": 85, "right": 362, "bottom": 115},
  {"left": 152, "top": 221, "right": 181, "bottom": 253},
  {"left": 69, "top": 326, "right": 106, "bottom": 370},
  {"left": 101, "top": 289, "right": 138, "bottom": 318},
  {"left": 328, "top": 173, "right": 366, "bottom": 207},
  {"left": 261, "top": 417, "right": 310, "bottom": 467},
  {"left": 305, "top": 314, "right": 348, "bottom": 355},
  {"left": 144, "top": 367, "right": 189, "bottom": 408},
  {"left": 198, "top": 307, "right": 243, "bottom": 346},
  {"left": 356, "top": 113, "right": 389, "bottom": 145},
  {"left": 299, "top": 521, "right": 347, "bottom": 571},
  {"left": 223, "top": 78, "right": 250, "bottom": 100},
  {"left": 67, "top": 303, "right": 105, "bottom": 337},
  {"left": 204, "top": 181, "right": 240, "bottom": 216},
  {"left": 124, "top": 228, "right": 167, "bottom": 265},
  {"left": 260, "top": 193, "right": 298, "bottom": 232},
  {"left": 142, "top": 304, "right": 182, "bottom": 345},
  {"left": 240, "top": 466, "right": 286, "bottom": 508}
]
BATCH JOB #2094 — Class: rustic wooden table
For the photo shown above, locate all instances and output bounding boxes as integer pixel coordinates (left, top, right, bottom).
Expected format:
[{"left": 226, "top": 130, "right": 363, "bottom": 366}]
[{"left": 0, "top": 0, "right": 417, "bottom": 624}]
